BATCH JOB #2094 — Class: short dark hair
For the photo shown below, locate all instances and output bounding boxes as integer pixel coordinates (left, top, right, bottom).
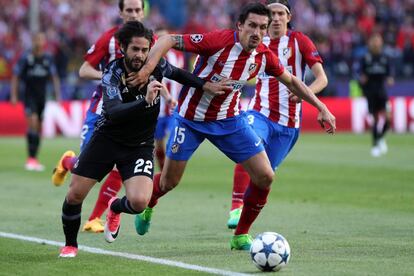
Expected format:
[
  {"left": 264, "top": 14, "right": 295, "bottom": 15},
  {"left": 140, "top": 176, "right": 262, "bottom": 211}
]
[
  {"left": 118, "top": 0, "right": 144, "bottom": 11},
  {"left": 115, "top": 21, "right": 153, "bottom": 49},
  {"left": 238, "top": 2, "right": 272, "bottom": 25}
]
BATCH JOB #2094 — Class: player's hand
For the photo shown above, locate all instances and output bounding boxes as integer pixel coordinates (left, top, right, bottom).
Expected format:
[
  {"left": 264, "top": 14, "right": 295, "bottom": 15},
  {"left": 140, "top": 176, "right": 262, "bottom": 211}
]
[
  {"left": 288, "top": 91, "right": 302, "bottom": 103},
  {"left": 167, "top": 97, "right": 177, "bottom": 109},
  {"left": 127, "top": 67, "right": 151, "bottom": 88},
  {"left": 203, "top": 78, "right": 233, "bottom": 96},
  {"left": 317, "top": 106, "right": 336, "bottom": 134},
  {"left": 146, "top": 79, "right": 162, "bottom": 105}
]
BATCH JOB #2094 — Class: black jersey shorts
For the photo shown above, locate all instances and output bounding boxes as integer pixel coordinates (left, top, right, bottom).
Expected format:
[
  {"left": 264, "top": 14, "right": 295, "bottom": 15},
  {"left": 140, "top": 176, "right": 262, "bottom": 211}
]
[
  {"left": 24, "top": 93, "right": 46, "bottom": 119},
  {"left": 72, "top": 133, "right": 155, "bottom": 182},
  {"left": 363, "top": 90, "right": 388, "bottom": 114}
]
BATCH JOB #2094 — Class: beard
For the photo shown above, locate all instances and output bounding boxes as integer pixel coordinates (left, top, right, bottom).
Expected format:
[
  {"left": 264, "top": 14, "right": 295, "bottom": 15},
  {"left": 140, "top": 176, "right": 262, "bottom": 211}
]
[{"left": 125, "top": 56, "right": 145, "bottom": 72}]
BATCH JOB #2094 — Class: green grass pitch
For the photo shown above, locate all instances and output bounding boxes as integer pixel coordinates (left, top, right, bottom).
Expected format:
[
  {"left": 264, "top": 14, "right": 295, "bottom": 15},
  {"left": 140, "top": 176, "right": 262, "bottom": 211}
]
[{"left": 0, "top": 133, "right": 413, "bottom": 275}]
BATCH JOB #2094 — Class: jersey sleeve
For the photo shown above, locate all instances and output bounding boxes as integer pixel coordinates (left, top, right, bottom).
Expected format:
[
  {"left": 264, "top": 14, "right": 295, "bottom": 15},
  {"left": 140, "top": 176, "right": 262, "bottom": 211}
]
[
  {"left": 182, "top": 30, "right": 233, "bottom": 56},
  {"left": 296, "top": 33, "right": 323, "bottom": 68},
  {"left": 84, "top": 32, "right": 112, "bottom": 68},
  {"left": 158, "top": 58, "right": 206, "bottom": 89},
  {"left": 264, "top": 50, "right": 285, "bottom": 77}
]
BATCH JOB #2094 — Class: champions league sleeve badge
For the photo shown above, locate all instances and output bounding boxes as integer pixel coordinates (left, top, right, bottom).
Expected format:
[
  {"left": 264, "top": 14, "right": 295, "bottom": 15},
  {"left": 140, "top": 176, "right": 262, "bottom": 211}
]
[{"left": 190, "top": 34, "right": 203, "bottom": 43}]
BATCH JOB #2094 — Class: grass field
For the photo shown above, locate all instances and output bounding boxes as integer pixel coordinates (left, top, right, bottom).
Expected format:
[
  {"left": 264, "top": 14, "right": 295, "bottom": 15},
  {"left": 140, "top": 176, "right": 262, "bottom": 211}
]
[{"left": 0, "top": 133, "right": 413, "bottom": 275}]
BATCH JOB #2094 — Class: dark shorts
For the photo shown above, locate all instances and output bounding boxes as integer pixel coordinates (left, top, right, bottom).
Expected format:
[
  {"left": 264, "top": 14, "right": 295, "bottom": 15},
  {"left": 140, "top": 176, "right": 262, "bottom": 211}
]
[
  {"left": 72, "top": 133, "right": 154, "bottom": 182},
  {"left": 24, "top": 94, "right": 46, "bottom": 119},
  {"left": 364, "top": 91, "right": 388, "bottom": 114}
]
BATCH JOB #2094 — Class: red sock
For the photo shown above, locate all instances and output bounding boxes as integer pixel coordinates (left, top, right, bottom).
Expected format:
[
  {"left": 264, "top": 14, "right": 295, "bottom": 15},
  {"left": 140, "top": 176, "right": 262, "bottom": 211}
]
[
  {"left": 234, "top": 183, "right": 270, "bottom": 235},
  {"left": 63, "top": 156, "right": 77, "bottom": 172},
  {"left": 88, "top": 170, "right": 122, "bottom": 221},
  {"left": 148, "top": 173, "right": 168, "bottom": 208},
  {"left": 231, "top": 164, "right": 250, "bottom": 210},
  {"left": 155, "top": 148, "right": 165, "bottom": 171}
]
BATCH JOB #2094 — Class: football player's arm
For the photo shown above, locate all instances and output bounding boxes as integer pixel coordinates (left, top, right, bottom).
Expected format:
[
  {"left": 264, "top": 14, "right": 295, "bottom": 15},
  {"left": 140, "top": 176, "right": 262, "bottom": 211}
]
[
  {"left": 49, "top": 60, "right": 61, "bottom": 101},
  {"left": 79, "top": 61, "right": 102, "bottom": 80},
  {"left": 103, "top": 71, "right": 160, "bottom": 122},
  {"left": 308, "top": 63, "right": 328, "bottom": 94},
  {"left": 277, "top": 70, "right": 336, "bottom": 134},
  {"left": 10, "top": 56, "right": 25, "bottom": 105},
  {"left": 161, "top": 59, "right": 230, "bottom": 96},
  {"left": 127, "top": 34, "right": 182, "bottom": 87}
]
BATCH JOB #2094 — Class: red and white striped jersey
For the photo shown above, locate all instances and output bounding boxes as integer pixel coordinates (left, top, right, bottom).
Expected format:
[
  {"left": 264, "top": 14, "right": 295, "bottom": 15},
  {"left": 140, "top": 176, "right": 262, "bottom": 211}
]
[
  {"left": 84, "top": 26, "right": 122, "bottom": 115},
  {"left": 159, "top": 49, "right": 185, "bottom": 118},
  {"left": 248, "top": 31, "right": 323, "bottom": 128},
  {"left": 178, "top": 29, "right": 284, "bottom": 121}
]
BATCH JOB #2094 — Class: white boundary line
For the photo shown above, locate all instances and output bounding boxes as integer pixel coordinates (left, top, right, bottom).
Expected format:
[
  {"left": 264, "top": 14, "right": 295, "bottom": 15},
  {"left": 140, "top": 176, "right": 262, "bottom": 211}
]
[{"left": 0, "top": 231, "right": 252, "bottom": 276}]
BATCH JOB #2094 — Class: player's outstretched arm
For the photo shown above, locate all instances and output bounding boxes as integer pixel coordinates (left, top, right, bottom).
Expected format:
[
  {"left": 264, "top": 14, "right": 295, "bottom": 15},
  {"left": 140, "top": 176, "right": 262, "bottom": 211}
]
[
  {"left": 79, "top": 61, "right": 102, "bottom": 80},
  {"left": 127, "top": 34, "right": 180, "bottom": 88},
  {"left": 277, "top": 71, "right": 336, "bottom": 134}
]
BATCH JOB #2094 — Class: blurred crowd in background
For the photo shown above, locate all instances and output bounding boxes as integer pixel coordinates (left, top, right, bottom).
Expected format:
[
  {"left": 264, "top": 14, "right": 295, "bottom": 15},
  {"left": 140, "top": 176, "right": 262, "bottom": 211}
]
[{"left": 0, "top": 0, "right": 413, "bottom": 99}]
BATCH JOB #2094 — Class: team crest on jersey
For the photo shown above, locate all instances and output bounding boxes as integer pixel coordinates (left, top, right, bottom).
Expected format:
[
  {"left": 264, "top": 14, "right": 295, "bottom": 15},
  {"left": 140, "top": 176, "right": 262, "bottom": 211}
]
[
  {"left": 190, "top": 34, "right": 203, "bottom": 43},
  {"left": 248, "top": 63, "right": 257, "bottom": 74},
  {"left": 282, "top": 47, "right": 292, "bottom": 59},
  {"left": 171, "top": 143, "right": 179, "bottom": 154}
]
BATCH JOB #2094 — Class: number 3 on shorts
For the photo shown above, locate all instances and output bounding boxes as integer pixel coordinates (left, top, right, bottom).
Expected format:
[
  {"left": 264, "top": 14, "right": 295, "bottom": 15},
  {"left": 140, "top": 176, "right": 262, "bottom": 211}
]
[
  {"left": 134, "top": 159, "right": 153, "bottom": 175},
  {"left": 173, "top": 127, "right": 186, "bottom": 144}
]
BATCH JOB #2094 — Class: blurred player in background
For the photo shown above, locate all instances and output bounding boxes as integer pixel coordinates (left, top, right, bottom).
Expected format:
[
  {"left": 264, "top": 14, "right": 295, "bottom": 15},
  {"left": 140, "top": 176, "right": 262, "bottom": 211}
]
[
  {"left": 154, "top": 26, "right": 183, "bottom": 170},
  {"left": 359, "top": 33, "right": 394, "bottom": 157},
  {"left": 10, "top": 32, "right": 61, "bottom": 171},
  {"left": 227, "top": 0, "right": 328, "bottom": 229},
  {"left": 132, "top": 2, "right": 335, "bottom": 250},
  {"left": 51, "top": 0, "right": 145, "bottom": 233}
]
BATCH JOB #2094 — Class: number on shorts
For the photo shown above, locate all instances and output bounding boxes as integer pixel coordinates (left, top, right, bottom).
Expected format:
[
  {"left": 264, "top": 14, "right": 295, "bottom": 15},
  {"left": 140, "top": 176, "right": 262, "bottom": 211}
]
[
  {"left": 247, "top": 115, "right": 255, "bottom": 125},
  {"left": 173, "top": 127, "right": 186, "bottom": 144},
  {"left": 134, "top": 159, "right": 153, "bottom": 174},
  {"left": 80, "top": 124, "right": 88, "bottom": 141}
]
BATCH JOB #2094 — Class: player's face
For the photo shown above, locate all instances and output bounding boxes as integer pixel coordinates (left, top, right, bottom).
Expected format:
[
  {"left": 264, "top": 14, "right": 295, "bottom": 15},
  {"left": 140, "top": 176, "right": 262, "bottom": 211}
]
[
  {"left": 120, "top": 0, "right": 144, "bottom": 23},
  {"left": 237, "top": 13, "right": 269, "bottom": 52},
  {"left": 32, "top": 33, "right": 46, "bottom": 52},
  {"left": 268, "top": 5, "right": 291, "bottom": 38},
  {"left": 124, "top": 36, "right": 150, "bottom": 72},
  {"left": 369, "top": 35, "right": 383, "bottom": 54}
]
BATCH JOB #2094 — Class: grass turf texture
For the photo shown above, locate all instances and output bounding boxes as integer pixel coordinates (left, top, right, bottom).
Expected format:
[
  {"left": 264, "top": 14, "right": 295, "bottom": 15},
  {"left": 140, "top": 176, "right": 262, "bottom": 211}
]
[{"left": 0, "top": 133, "right": 413, "bottom": 275}]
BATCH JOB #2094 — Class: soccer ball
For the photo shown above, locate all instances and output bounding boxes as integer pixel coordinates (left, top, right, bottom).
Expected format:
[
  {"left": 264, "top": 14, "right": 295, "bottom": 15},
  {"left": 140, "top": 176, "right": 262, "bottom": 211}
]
[{"left": 250, "top": 232, "right": 291, "bottom": 272}]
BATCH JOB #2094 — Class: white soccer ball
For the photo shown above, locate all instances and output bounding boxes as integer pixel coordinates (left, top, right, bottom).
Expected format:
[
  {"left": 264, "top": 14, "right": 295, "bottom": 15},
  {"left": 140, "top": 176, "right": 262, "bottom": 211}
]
[{"left": 249, "top": 232, "right": 291, "bottom": 272}]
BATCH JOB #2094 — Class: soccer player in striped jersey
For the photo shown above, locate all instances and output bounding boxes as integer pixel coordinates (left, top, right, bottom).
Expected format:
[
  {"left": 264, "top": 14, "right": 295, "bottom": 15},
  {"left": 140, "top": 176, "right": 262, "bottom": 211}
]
[
  {"left": 132, "top": 2, "right": 336, "bottom": 250},
  {"left": 51, "top": 0, "right": 145, "bottom": 233},
  {"left": 227, "top": 0, "right": 329, "bottom": 229}
]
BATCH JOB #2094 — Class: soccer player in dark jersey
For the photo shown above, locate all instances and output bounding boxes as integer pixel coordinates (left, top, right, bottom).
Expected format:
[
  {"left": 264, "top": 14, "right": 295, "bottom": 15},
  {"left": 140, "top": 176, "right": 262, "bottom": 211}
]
[
  {"left": 359, "top": 33, "right": 394, "bottom": 157},
  {"left": 10, "top": 32, "right": 61, "bottom": 171},
  {"left": 58, "top": 21, "right": 229, "bottom": 258},
  {"left": 52, "top": 0, "right": 146, "bottom": 233}
]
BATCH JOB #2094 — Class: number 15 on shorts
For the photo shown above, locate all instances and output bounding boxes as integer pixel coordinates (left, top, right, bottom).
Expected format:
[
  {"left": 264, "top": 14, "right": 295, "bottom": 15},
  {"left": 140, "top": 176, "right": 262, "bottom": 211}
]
[{"left": 173, "top": 127, "right": 186, "bottom": 144}]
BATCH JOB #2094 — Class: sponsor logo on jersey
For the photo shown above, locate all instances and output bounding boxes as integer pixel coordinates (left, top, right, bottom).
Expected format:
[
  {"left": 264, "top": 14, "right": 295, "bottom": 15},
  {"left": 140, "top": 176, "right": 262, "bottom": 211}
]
[{"left": 190, "top": 34, "right": 203, "bottom": 43}]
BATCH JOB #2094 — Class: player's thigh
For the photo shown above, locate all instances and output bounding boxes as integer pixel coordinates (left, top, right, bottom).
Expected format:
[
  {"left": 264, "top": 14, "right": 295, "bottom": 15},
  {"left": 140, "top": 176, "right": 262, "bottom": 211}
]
[
  {"left": 123, "top": 175, "right": 153, "bottom": 209},
  {"left": 241, "top": 151, "right": 273, "bottom": 188},
  {"left": 116, "top": 144, "right": 155, "bottom": 182},
  {"left": 166, "top": 116, "right": 204, "bottom": 161},
  {"left": 245, "top": 110, "right": 271, "bottom": 145},
  {"left": 66, "top": 174, "right": 97, "bottom": 204},
  {"left": 72, "top": 134, "right": 115, "bottom": 182},
  {"left": 160, "top": 157, "right": 188, "bottom": 190},
  {"left": 266, "top": 125, "right": 300, "bottom": 170},
  {"left": 208, "top": 119, "right": 264, "bottom": 164}
]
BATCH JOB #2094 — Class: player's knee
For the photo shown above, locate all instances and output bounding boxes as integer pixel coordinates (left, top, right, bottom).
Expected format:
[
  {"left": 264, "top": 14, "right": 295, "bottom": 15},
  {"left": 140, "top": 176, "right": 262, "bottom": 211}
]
[
  {"left": 254, "top": 170, "right": 274, "bottom": 189},
  {"left": 128, "top": 195, "right": 149, "bottom": 213},
  {"left": 66, "top": 191, "right": 85, "bottom": 205}
]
